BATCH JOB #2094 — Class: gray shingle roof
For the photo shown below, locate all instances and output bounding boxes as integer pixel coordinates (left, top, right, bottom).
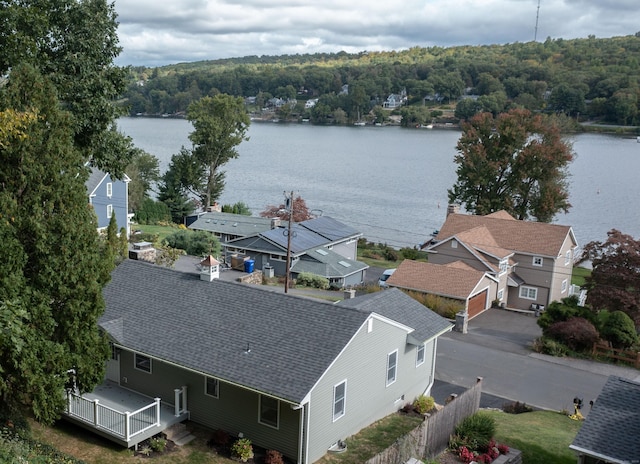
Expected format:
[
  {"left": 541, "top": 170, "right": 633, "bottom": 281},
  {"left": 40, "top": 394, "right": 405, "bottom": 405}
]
[
  {"left": 85, "top": 166, "right": 108, "bottom": 196},
  {"left": 190, "top": 212, "right": 275, "bottom": 237},
  {"left": 338, "top": 288, "right": 452, "bottom": 343},
  {"left": 101, "top": 260, "right": 370, "bottom": 404},
  {"left": 292, "top": 247, "right": 369, "bottom": 278},
  {"left": 570, "top": 375, "right": 640, "bottom": 463}
]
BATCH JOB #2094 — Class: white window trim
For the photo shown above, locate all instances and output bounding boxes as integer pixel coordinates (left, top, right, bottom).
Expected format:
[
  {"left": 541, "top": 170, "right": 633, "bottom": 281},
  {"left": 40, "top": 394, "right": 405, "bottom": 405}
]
[
  {"left": 106, "top": 204, "right": 113, "bottom": 218},
  {"left": 451, "top": 240, "right": 458, "bottom": 248},
  {"left": 204, "top": 376, "right": 219, "bottom": 398},
  {"left": 561, "top": 279, "right": 568, "bottom": 293},
  {"left": 565, "top": 250, "right": 571, "bottom": 265},
  {"left": 497, "top": 289, "right": 504, "bottom": 301},
  {"left": 106, "top": 182, "right": 112, "bottom": 198},
  {"left": 258, "top": 395, "right": 280, "bottom": 429},
  {"left": 333, "top": 380, "right": 347, "bottom": 422},
  {"left": 498, "top": 259, "right": 508, "bottom": 275},
  {"left": 519, "top": 286, "right": 538, "bottom": 301},
  {"left": 134, "top": 353, "right": 152, "bottom": 373},
  {"left": 416, "top": 344, "right": 425, "bottom": 367},
  {"left": 533, "top": 256, "right": 543, "bottom": 267},
  {"left": 386, "top": 350, "right": 398, "bottom": 386}
]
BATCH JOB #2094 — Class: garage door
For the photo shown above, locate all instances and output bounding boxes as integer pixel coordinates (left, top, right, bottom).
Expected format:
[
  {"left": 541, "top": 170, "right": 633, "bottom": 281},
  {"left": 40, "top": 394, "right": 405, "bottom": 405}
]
[{"left": 468, "top": 289, "right": 488, "bottom": 319}]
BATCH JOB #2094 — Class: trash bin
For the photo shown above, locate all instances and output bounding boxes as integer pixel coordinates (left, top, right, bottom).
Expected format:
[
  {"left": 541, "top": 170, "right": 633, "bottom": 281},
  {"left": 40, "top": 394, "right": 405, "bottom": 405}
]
[
  {"left": 263, "top": 265, "right": 274, "bottom": 278},
  {"left": 244, "top": 259, "right": 255, "bottom": 274}
]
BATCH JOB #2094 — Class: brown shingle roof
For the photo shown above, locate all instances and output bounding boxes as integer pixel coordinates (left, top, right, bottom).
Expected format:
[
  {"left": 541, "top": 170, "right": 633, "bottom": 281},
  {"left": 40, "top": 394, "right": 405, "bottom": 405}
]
[
  {"left": 386, "top": 260, "right": 490, "bottom": 299},
  {"left": 436, "top": 211, "right": 575, "bottom": 257}
]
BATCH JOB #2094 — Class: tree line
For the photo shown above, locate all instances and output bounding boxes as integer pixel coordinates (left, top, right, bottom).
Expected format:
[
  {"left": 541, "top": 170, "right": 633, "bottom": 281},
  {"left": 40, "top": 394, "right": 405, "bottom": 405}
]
[{"left": 124, "top": 34, "right": 640, "bottom": 126}]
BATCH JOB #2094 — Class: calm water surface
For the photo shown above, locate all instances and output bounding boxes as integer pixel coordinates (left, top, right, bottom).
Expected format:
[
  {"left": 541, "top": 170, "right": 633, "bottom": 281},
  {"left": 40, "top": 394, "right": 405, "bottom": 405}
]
[{"left": 118, "top": 117, "right": 640, "bottom": 249}]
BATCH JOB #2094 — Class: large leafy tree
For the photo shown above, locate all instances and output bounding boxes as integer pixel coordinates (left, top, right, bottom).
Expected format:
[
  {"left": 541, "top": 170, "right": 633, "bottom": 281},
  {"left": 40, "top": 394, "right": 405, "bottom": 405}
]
[
  {"left": 126, "top": 147, "right": 160, "bottom": 213},
  {"left": 582, "top": 229, "right": 640, "bottom": 327},
  {"left": 0, "top": 64, "right": 112, "bottom": 423},
  {"left": 448, "top": 108, "right": 574, "bottom": 222},
  {"left": 187, "top": 95, "right": 250, "bottom": 209},
  {"left": 260, "top": 195, "right": 313, "bottom": 222},
  {"left": 0, "top": 0, "right": 130, "bottom": 176}
]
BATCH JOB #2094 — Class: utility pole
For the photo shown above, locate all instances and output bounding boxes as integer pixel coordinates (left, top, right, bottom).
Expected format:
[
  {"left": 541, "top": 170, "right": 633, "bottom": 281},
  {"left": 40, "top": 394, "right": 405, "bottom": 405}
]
[
  {"left": 284, "top": 191, "right": 294, "bottom": 293},
  {"left": 534, "top": 0, "right": 541, "bottom": 42}
]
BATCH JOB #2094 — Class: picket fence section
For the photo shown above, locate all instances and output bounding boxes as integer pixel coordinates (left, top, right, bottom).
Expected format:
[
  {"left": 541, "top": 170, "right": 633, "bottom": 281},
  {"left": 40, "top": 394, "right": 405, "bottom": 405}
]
[{"left": 364, "top": 377, "right": 483, "bottom": 464}]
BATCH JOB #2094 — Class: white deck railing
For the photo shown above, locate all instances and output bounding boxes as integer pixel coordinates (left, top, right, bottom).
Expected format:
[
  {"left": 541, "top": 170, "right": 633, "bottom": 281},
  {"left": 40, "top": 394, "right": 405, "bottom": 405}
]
[{"left": 66, "top": 392, "right": 160, "bottom": 442}]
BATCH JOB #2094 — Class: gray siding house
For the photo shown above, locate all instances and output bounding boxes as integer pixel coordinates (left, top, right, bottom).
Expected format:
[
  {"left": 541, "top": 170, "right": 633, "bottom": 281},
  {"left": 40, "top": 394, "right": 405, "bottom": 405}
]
[
  {"left": 188, "top": 211, "right": 281, "bottom": 242},
  {"left": 85, "top": 166, "right": 131, "bottom": 238},
  {"left": 224, "top": 216, "right": 367, "bottom": 287},
  {"left": 66, "top": 260, "right": 451, "bottom": 463}
]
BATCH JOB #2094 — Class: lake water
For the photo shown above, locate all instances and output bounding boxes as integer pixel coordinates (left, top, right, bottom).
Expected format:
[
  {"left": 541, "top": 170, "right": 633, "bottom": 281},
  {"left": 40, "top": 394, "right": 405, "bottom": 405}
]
[{"left": 117, "top": 117, "right": 640, "bottom": 249}]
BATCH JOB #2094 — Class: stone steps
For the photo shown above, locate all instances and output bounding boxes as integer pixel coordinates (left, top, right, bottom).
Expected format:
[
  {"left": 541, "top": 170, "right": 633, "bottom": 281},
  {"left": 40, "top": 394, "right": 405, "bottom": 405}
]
[{"left": 164, "top": 422, "right": 196, "bottom": 446}]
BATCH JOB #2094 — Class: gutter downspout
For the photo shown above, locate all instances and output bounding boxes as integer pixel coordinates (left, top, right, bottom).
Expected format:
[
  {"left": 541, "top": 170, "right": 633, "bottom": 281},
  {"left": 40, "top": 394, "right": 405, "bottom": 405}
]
[
  {"left": 304, "top": 401, "right": 311, "bottom": 464},
  {"left": 424, "top": 338, "right": 438, "bottom": 396}
]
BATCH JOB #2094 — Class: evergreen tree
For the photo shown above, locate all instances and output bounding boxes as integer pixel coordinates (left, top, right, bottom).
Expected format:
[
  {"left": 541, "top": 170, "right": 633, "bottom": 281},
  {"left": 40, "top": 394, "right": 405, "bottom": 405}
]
[{"left": 0, "top": 64, "right": 112, "bottom": 423}]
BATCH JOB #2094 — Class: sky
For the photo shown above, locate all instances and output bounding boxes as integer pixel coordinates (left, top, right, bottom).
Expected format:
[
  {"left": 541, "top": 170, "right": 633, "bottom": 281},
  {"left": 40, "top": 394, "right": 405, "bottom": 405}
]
[{"left": 113, "top": 0, "right": 640, "bottom": 67}]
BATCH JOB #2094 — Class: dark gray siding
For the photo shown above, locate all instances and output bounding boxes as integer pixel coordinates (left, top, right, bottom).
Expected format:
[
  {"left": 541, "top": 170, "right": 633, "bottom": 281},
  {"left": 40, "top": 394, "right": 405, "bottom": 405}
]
[{"left": 118, "top": 349, "right": 300, "bottom": 460}]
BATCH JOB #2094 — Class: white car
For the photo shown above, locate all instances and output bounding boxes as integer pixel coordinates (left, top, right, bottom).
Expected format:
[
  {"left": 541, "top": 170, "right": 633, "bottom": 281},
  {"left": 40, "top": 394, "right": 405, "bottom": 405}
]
[{"left": 378, "top": 268, "right": 396, "bottom": 288}]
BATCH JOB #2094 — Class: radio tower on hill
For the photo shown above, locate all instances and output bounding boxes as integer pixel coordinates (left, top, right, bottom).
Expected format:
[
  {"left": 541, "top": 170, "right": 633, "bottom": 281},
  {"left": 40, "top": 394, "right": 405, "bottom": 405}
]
[{"left": 534, "top": 0, "right": 541, "bottom": 41}]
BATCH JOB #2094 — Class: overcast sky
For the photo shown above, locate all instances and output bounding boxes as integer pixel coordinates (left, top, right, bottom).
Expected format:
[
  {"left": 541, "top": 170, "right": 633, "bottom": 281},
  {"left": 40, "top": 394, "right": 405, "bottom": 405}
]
[{"left": 113, "top": 0, "right": 640, "bottom": 67}]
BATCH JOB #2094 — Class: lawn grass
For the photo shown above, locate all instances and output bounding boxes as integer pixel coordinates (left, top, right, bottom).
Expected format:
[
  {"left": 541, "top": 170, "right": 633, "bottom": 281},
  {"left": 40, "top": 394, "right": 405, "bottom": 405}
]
[
  {"left": 28, "top": 419, "right": 235, "bottom": 464},
  {"left": 134, "top": 223, "right": 183, "bottom": 242},
  {"left": 571, "top": 266, "right": 590, "bottom": 287},
  {"left": 483, "top": 410, "right": 582, "bottom": 464},
  {"left": 315, "top": 413, "right": 424, "bottom": 464}
]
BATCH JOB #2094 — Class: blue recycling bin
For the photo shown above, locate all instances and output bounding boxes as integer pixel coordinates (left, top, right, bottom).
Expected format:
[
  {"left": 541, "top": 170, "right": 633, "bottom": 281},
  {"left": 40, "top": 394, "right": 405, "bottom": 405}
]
[{"left": 244, "top": 259, "right": 255, "bottom": 273}]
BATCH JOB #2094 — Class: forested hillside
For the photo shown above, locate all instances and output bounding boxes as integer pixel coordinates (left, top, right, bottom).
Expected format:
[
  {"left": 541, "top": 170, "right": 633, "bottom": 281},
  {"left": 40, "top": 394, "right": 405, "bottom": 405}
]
[{"left": 123, "top": 34, "right": 640, "bottom": 127}]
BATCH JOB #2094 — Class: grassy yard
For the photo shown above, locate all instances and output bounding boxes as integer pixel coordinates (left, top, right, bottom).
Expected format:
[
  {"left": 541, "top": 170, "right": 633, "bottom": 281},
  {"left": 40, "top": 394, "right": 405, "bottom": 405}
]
[
  {"left": 133, "top": 223, "right": 183, "bottom": 242},
  {"left": 571, "top": 266, "right": 591, "bottom": 287},
  {"left": 484, "top": 410, "right": 582, "bottom": 464},
  {"left": 22, "top": 407, "right": 581, "bottom": 464}
]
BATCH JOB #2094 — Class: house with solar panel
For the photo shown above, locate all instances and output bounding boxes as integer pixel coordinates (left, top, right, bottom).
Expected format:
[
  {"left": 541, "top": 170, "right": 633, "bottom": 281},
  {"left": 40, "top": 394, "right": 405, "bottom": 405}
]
[{"left": 223, "top": 216, "right": 368, "bottom": 288}]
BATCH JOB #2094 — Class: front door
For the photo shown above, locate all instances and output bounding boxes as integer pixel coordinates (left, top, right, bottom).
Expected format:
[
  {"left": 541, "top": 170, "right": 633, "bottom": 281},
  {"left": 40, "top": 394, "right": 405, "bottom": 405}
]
[{"left": 105, "top": 343, "right": 120, "bottom": 383}]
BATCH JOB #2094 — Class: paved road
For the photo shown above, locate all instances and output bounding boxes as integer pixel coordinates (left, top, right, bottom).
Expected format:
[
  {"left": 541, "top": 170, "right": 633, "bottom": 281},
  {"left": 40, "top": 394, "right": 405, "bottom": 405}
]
[{"left": 434, "top": 309, "right": 640, "bottom": 417}]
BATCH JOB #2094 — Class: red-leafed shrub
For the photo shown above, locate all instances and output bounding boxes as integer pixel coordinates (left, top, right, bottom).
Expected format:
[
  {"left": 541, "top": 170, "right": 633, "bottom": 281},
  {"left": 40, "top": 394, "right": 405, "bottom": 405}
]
[
  {"left": 547, "top": 317, "right": 599, "bottom": 351},
  {"left": 458, "top": 446, "right": 476, "bottom": 464},
  {"left": 498, "top": 443, "right": 510, "bottom": 454}
]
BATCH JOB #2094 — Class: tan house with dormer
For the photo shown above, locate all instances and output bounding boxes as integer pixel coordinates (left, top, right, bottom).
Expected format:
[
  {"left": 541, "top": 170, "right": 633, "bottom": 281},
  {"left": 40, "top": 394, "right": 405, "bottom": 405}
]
[{"left": 414, "top": 209, "right": 578, "bottom": 316}]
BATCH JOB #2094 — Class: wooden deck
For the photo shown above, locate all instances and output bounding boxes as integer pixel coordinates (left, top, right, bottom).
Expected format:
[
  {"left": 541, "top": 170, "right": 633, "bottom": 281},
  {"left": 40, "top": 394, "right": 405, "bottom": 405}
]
[{"left": 62, "top": 380, "right": 189, "bottom": 449}]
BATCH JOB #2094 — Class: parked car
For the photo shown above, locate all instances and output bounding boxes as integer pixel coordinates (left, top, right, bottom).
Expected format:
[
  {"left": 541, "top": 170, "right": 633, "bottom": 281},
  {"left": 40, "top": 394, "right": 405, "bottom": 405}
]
[{"left": 378, "top": 268, "right": 396, "bottom": 287}]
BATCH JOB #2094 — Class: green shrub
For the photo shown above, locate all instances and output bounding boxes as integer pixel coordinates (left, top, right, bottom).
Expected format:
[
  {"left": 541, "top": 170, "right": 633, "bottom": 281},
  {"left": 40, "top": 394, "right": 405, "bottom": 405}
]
[
  {"left": 400, "top": 247, "right": 419, "bottom": 260},
  {"left": 384, "top": 248, "right": 399, "bottom": 261},
  {"left": 231, "top": 438, "right": 254, "bottom": 462},
  {"left": 413, "top": 395, "right": 435, "bottom": 414},
  {"left": 599, "top": 310, "right": 638, "bottom": 348},
  {"left": 533, "top": 336, "right": 569, "bottom": 356},
  {"left": 502, "top": 401, "right": 533, "bottom": 414},
  {"left": 134, "top": 198, "right": 171, "bottom": 224},
  {"left": 163, "top": 230, "right": 220, "bottom": 256},
  {"left": 150, "top": 436, "right": 167, "bottom": 452},
  {"left": 296, "top": 272, "right": 330, "bottom": 289},
  {"left": 454, "top": 412, "right": 496, "bottom": 451}
]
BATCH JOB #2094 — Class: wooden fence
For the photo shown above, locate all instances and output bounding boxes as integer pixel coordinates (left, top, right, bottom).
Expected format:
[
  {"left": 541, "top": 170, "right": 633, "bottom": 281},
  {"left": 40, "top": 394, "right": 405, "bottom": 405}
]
[
  {"left": 364, "top": 377, "right": 483, "bottom": 464},
  {"left": 592, "top": 342, "right": 640, "bottom": 368}
]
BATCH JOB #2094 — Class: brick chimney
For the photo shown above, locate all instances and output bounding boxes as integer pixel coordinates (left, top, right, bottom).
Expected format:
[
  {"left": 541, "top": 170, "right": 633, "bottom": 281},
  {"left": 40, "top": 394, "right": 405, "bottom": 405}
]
[{"left": 446, "top": 204, "right": 460, "bottom": 217}]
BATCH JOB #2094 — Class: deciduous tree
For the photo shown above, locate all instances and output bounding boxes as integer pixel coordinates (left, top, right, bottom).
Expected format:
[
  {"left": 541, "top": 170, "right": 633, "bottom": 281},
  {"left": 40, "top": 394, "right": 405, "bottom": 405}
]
[
  {"left": 448, "top": 108, "right": 574, "bottom": 222},
  {"left": 187, "top": 95, "right": 250, "bottom": 209},
  {"left": 582, "top": 229, "right": 640, "bottom": 327},
  {"left": 260, "top": 195, "right": 313, "bottom": 222}
]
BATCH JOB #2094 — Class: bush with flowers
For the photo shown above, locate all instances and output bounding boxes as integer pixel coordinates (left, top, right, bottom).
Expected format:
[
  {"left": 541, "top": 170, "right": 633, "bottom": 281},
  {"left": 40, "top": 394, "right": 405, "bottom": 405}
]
[{"left": 231, "top": 437, "right": 254, "bottom": 462}]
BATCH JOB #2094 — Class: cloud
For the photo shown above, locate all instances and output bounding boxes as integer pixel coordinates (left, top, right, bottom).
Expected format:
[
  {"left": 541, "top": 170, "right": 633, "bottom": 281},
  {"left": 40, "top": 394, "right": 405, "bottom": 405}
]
[{"left": 113, "top": 0, "right": 640, "bottom": 67}]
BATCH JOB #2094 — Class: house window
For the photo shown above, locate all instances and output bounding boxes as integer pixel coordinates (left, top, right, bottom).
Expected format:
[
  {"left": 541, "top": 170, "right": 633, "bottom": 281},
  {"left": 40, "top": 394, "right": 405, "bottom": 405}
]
[
  {"left": 416, "top": 344, "right": 425, "bottom": 367},
  {"left": 259, "top": 395, "right": 279, "bottom": 429},
  {"left": 205, "top": 376, "right": 219, "bottom": 398},
  {"left": 106, "top": 182, "right": 112, "bottom": 198},
  {"left": 386, "top": 350, "right": 398, "bottom": 386},
  {"left": 451, "top": 240, "right": 458, "bottom": 248},
  {"left": 499, "top": 259, "right": 508, "bottom": 275},
  {"left": 519, "top": 286, "right": 538, "bottom": 300},
  {"left": 333, "top": 381, "right": 346, "bottom": 421},
  {"left": 269, "top": 254, "right": 285, "bottom": 261},
  {"left": 106, "top": 204, "right": 113, "bottom": 218},
  {"left": 565, "top": 250, "right": 571, "bottom": 265},
  {"left": 561, "top": 279, "right": 568, "bottom": 293},
  {"left": 533, "top": 256, "right": 543, "bottom": 267},
  {"left": 497, "top": 289, "right": 504, "bottom": 301},
  {"left": 134, "top": 353, "right": 151, "bottom": 373}
]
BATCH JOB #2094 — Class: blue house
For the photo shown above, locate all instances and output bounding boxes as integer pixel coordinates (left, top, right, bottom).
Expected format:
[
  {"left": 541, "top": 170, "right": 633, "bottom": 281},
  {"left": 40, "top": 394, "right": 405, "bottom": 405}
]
[{"left": 86, "top": 166, "right": 131, "bottom": 238}]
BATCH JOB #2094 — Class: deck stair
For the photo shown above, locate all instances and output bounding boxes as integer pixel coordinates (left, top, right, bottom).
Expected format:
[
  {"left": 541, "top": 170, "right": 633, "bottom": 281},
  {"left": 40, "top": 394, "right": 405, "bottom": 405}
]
[{"left": 164, "top": 422, "right": 195, "bottom": 446}]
